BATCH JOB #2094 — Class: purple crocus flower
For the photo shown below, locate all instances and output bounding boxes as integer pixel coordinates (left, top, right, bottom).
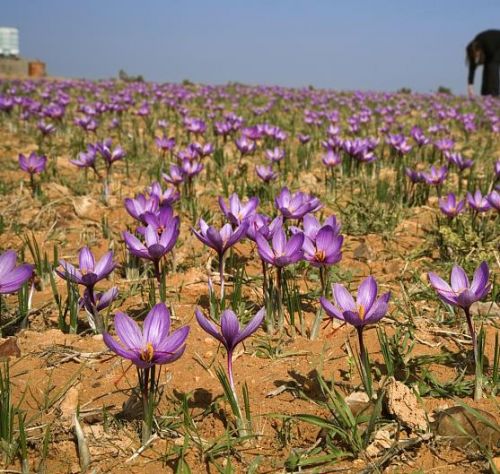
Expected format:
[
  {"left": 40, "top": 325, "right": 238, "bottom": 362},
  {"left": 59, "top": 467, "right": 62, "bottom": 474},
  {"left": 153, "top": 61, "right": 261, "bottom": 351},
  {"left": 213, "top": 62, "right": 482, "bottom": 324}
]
[
  {"left": 428, "top": 262, "right": 490, "bottom": 311},
  {"left": 265, "top": 147, "right": 285, "bottom": 163},
  {"left": 155, "top": 135, "right": 176, "bottom": 153},
  {"left": 302, "top": 226, "right": 343, "bottom": 268},
  {"left": 246, "top": 214, "right": 282, "bottom": 242},
  {"left": 428, "top": 261, "right": 490, "bottom": 390},
  {"left": 219, "top": 193, "right": 260, "bottom": 226},
  {"left": 96, "top": 139, "right": 125, "bottom": 169},
  {"left": 405, "top": 168, "right": 425, "bottom": 184},
  {"left": 104, "top": 303, "right": 189, "bottom": 368},
  {"left": 37, "top": 120, "right": 56, "bottom": 136},
  {"left": 486, "top": 190, "right": 500, "bottom": 211},
  {"left": 56, "top": 247, "right": 117, "bottom": 290},
  {"left": 81, "top": 287, "right": 118, "bottom": 313},
  {"left": 0, "top": 250, "right": 33, "bottom": 294},
  {"left": 124, "top": 194, "right": 160, "bottom": 224},
  {"left": 235, "top": 136, "right": 256, "bottom": 156},
  {"left": 123, "top": 220, "right": 179, "bottom": 269},
  {"left": 467, "top": 190, "right": 492, "bottom": 213},
  {"left": 320, "top": 276, "right": 391, "bottom": 328},
  {"left": 322, "top": 150, "right": 342, "bottom": 168},
  {"left": 495, "top": 160, "right": 500, "bottom": 179},
  {"left": 180, "top": 158, "right": 203, "bottom": 178},
  {"left": 70, "top": 146, "right": 98, "bottom": 172},
  {"left": 192, "top": 219, "right": 248, "bottom": 299},
  {"left": 148, "top": 182, "right": 180, "bottom": 207},
  {"left": 294, "top": 214, "right": 342, "bottom": 240},
  {"left": 18, "top": 152, "right": 47, "bottom": 175},
  {"left": 297, "top": 133, "right": 311, "bottom": 144},
  {"left": 422, "top": 165, "right": 448, "bottom": 186},
  {"left": 320, "top": 276, "right": 391, "bottom": 362},
  {"left": 439, "top": 193, "right": 465, "bottom": 218},
  {"left": 255, "top": 226, "right": 304, "bottom": 268},
  {"left": 410, "top": 126, "right": 430, "bottom": 147},
  {"left": 274, "top": 187, "right": 322, "bottom": 220},
  {"left": 256, "top": 165, "right": 278, "bottom": 183},
  {"left": 446, "top": 152, "right": 473, "bottom": 172},
  {"left": 163, "top": 164, "right": 185, "bottom": 186},
  {"left": 195, "top": 307, "right": 265, "bottom": 389}
]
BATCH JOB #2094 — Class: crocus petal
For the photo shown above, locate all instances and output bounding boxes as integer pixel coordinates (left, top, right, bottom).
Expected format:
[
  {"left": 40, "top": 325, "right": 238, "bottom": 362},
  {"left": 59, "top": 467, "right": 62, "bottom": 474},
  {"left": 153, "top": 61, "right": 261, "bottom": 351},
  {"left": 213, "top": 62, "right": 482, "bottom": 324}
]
[
  {"left": 0, "top": 264, "right": 33, "bottom": 293},
  {"left": 155, "top": 325, "right": 190, "bottom": 355},
  {"left": 0, "top": 250, "right": 17, "bottom": 280},
  {"left": 103, "top": 332, "right": 138, "bottom": 361},
  {"left": 284, "top": 232, "right": 305, "bottom": 258},
  {"left": 365, "top": 292, "right": 391, "bottom": 323},
  {"left": 114, "top": 312, "right": 143, "bottom": 351},
  {"left": 94, "top": 251, "right": 116, "bottom": 279},
  {"left": 255, "top": 233, "right": 275, "bottom": 265},
  {"left": 470, "top": 261, "right": 489, "bottom": 296},
  {"left": 220, "top": 309, "right": 241, "bottom": 351},
  {"left": 450, "top": 266, "right": 469, "bottom": 293},
  {"left": 357, "top": 276, "right": 377, "bottom": 311},
  {"left": 154, "top": 344, "right": 187, "bottom": 365},
  {"left": 56, "top": 260, "right": 82, "bottom": 284},
  {"left": 78, "top": 247, "right": 95, "bottom": 273},
  {"left": 272, "top": 228, "right": 286, "bottom": 255},
  {"left": 428, "top": 272, "right": 457, "bottom": 306},
  {"left": 143, "top": 303, "right": 171, "bottom": 347},
  {"left": 333, "top": 283, "right": 356, "bottom": 312},
  {"left": 320, "top": 297, "right": 345, "bottom": 321},
  {"left": 195, "top": 309, "right": 225, "bottom": 345},
  {"left": 235, "top": 307, "right": 265, "bottom": 345}
]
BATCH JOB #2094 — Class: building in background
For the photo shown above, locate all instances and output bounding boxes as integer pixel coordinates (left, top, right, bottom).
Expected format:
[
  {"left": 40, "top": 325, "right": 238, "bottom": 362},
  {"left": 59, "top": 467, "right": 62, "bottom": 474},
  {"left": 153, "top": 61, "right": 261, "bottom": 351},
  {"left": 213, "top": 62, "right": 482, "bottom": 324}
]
[{"left": 0, "top": 27, "right": 47, "bottom": 78}]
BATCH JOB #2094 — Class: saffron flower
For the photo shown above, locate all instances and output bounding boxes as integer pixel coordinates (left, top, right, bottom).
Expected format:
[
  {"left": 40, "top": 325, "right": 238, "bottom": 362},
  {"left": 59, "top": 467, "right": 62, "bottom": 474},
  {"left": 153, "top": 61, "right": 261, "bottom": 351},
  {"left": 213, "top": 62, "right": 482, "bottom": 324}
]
[
  {"left": 320, "top": 276, "right": 391, "bottom": 363},
  {"left": 18, "top": 152, "right": 47, "bottom": 175},
  {"left": 219, "top": 193, "right": 259, "bottom": 226},
  {"left": 322, "top": 150, "right": 342, "bottom": 168},
  {"left": 124, "top": 194, "right": 160, "bottom": 224},
  {"left": 422, "top": 165, "right": 448, "bottom": 186},
  {"left": 195, "top": 307, "right": 265, "bottom": 389},
  {"left": 81, "top": 287, "right": 118, "bottom": 313},
  {"left": 103, "top": 303, "right": 189, "bottom": 369},
  {"left": 256, "top": 165, "right": 278, "bottom": 183},
  {"left": 486, "top": 190, "right": 500, "bottom": 211},
  {"left": 123, "top": 220, "right": 179, "bottom": 278},
  {"left": 192, "top": 219, "right": 248, "bottom": 299},
  {"left": 274, "top": 187, "right": 322, "bottom": 220},
  {"left": 428, "top": 262, "right": 490, "bottom": 400},
  {"left": 439, "top": 193, "right": 465, "bottom": 218},
  {"left": 255, "top": 226, "right": 304, "bottom": 268},
  {"left": 163, "top": 164, "right": 185, "bottom": 186},
  {"left": 428, "top": 262, "right": 490, "bottom": 311},
  {"left": 0, "top": 250, "right": 33, "bottom": 294},
  {"left": 302, "top": 226, "right": 343, "bottom": 268},
  {"left": 56, "top": 247, "right": 117, "bottom": 291},
  {"left": 467, "top": 190, "right": 491, "bottom": 213},
  {"left": 265, "top": 147, "right": 285, "bottom": 163}
]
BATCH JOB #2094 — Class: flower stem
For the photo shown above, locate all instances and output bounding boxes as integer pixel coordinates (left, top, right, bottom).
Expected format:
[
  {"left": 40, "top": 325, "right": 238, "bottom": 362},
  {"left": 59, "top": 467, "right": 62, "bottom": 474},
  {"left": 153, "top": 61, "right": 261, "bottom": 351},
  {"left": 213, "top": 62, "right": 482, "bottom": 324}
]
[
  {"left": 464, "top": 306, "right": 482, "bottom": 400},
  {"left": 219, "top": 254, "right": 225, "bottom": 302}
]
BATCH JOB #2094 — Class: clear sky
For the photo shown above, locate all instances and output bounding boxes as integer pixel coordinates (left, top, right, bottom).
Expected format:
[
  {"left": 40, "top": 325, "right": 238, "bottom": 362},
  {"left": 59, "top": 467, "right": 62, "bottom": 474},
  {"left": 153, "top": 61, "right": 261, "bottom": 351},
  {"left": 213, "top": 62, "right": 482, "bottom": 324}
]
[{"left": 2, "top": 0, "right": 499, "bottom": 94}]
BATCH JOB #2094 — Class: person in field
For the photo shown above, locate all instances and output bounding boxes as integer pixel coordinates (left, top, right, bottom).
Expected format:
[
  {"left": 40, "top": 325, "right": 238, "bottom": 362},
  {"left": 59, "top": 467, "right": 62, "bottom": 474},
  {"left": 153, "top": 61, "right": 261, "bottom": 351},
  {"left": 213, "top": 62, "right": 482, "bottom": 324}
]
[{"left": 466, "top": 30, "right": 500, "bottom": 98}]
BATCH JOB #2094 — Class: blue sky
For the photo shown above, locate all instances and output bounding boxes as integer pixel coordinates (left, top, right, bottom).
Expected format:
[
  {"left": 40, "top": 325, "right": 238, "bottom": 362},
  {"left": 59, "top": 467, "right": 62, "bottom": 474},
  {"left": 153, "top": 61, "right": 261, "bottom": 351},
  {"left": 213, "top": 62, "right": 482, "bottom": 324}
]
[{"left": 3, "top": 0, "right": 499, "bottom": 93}]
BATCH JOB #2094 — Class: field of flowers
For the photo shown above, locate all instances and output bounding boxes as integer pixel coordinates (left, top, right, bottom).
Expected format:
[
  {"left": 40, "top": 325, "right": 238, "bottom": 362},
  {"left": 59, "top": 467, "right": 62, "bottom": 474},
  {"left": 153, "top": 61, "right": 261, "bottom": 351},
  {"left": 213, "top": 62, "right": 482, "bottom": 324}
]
[{"left": 0, "top": 79, "right": 499, "bottom": 473}]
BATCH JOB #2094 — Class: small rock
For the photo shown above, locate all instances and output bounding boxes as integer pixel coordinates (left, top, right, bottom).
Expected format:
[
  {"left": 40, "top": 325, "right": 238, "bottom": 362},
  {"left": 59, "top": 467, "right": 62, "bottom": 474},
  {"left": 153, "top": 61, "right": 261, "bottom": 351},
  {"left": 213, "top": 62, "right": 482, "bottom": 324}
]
[
  {"left": 72, "top": 196, "right": 100, "bottom": 221},
  {"left": 493, "top": 457, "right": 500, "bottom": 471},
  {"left": 353, "top": 238, "right": 374, "bottom": 262},
  {"left": 365, "top": 429, "right": 393, "bottom": 457},
  {"left": 433, "top": 405, "right": 500, "bottom": 449},
  {"left": 385, "top": 378, "right": 428, "bottom": 432}
]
